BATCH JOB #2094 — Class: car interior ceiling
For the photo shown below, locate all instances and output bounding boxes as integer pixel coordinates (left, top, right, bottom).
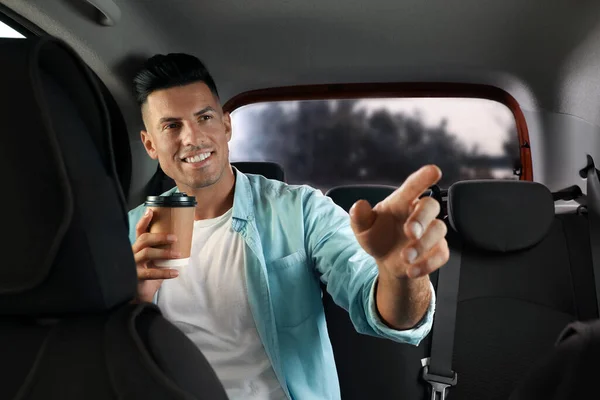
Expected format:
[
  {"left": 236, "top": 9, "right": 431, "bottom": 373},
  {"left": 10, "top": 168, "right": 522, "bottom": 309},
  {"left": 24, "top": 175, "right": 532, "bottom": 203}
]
[{"left": 2, "top": 0, "right": 600, "bottom": 399}]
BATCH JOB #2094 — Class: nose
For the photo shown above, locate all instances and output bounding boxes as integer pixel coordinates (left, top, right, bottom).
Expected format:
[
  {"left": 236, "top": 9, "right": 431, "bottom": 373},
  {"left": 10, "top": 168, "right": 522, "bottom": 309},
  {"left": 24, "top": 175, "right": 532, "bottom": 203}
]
[{"left": 180, "top": 121, "right": 207, "bottom": 147}]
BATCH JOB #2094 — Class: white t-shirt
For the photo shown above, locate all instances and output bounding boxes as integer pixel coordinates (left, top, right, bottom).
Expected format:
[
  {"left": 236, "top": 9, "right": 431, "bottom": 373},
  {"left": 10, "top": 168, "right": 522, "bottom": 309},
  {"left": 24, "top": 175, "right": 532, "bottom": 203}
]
[{"left": 157, "top": 208, "right": 287, "bottom": 400}]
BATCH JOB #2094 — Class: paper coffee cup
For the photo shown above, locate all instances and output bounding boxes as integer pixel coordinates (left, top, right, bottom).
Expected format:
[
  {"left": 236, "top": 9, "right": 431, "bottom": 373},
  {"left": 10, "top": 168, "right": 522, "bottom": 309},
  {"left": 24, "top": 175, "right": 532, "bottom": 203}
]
[{"left": 145, "top": 193, "right": 197, "bottom": 268}]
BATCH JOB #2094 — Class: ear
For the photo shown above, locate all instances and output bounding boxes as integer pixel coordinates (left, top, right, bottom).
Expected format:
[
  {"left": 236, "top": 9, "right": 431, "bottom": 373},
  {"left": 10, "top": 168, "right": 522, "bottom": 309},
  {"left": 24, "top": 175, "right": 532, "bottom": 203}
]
[
  {"left": 140, "top": 130, "right": 159, "bottom": 160},
  {"left": 223, "top": 112, "right": 232, "bottom": 142}
]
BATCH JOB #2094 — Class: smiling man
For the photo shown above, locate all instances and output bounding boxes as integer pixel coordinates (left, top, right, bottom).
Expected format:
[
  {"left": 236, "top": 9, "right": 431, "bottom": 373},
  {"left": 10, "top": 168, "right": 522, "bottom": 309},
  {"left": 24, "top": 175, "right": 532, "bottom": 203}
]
[{"left": 127, "top": 53, "right": 448, "bottom": 400}]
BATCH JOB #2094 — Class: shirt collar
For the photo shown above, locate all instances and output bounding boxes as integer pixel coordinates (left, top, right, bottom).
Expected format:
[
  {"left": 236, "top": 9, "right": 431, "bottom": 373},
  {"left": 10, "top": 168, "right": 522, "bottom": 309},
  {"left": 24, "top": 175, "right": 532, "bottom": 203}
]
[{"left": 231, "top": 167, "right": 254, "bottom": 222}]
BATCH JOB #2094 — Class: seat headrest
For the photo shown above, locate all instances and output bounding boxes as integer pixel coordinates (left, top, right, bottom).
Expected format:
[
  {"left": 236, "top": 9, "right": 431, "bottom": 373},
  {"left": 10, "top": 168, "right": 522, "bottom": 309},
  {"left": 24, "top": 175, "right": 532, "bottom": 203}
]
[
  {"left": 326, "top": 185, "right": 396, "bottom": 212},
  {"left": 0, "top": 37, "right": 137, "bottom": 315},
  {"left": 144, "top": 161, "right": 286, "bottom": 200},
  {"left": 96, "top": 76, "right": 132, "bottom": 201},
  {"left": 232, "top": 161, "right": 285, "bottom": 182},
  {"left": 448, "top": 180, "right": 555, "bottom": 252}
]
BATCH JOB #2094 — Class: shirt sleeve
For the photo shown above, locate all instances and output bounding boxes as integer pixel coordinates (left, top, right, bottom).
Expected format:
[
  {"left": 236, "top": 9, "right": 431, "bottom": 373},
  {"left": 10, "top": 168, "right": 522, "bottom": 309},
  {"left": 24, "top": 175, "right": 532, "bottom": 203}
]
[
  {"left": 127, "top": 204, "right": 146, "bottom": 245},
  {"left": 366, "top": 278, "right": 436, "bottom": 344},
  {"left": 302, "top": 187, "right": 434, "bottom": 345}
]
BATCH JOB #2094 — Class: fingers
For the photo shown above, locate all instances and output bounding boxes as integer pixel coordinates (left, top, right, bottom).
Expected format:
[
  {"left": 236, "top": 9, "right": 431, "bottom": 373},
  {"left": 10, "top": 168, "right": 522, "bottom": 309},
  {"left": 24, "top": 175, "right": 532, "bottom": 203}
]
[
  {"left": 350, "top": 199, "right": 377, "bottom": 235},
  {"left": 400, "top": 196, "right": 444, "bottom": 278},
  {"left": 404, "top": 235, "right": 449, "bottom": 279},
  {"left": 132, "top": 232, "right": 177, "bottom": 254},
  {"left": 134, "top": 247, "right": 180, "bottom": 265},
  {"left": 402, "top": 217, "right": 447, "bottom": 262},
  {"left": 381, "top": 165, "right": 442, "bottom": 216},
  {"left": 137, "top": 266, "right": 179, "bottom": 280},
  {"left": 136, "top": 208, "right": 154, "bottom": 238},
  {"left": 404, "top": 197, "right": 441, "bottom": 240},
  {"left": 133, "top": 209, "right": 180, "bottom": 284}
]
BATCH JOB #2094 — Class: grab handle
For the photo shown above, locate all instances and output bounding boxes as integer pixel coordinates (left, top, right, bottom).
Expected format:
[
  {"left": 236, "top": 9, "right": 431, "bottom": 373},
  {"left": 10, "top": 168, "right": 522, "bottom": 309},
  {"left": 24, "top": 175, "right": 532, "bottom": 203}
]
[{"left": 84, "top": 0, "right": 121, "bottom": 26}]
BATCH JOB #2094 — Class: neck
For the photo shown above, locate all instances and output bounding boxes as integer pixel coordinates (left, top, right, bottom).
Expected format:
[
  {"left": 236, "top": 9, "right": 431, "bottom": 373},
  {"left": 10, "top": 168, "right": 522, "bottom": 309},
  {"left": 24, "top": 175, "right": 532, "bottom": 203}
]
[{"left": 176, "top": 165, "right": 236, "bottom": 220}]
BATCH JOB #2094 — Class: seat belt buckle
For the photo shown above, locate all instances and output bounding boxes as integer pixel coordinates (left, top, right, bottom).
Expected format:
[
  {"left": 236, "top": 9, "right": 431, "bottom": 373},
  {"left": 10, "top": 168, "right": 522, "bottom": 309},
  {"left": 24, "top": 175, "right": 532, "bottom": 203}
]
[{"left": 422, "top": 365, "right": 458, "bottom": 400}]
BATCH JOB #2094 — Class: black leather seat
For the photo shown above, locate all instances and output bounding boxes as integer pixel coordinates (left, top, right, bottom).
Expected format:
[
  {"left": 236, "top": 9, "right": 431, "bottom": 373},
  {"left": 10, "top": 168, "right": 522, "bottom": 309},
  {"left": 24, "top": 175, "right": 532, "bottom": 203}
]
[{"left": 0, "top": 37, "right": 227, "bottom": 400}]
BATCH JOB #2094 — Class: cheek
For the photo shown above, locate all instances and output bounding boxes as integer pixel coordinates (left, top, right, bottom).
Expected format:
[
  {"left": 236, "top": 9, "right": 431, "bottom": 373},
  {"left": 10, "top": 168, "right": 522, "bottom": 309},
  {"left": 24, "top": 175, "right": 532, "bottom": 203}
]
[
  {"left": 205, "top": 124, "right": 230, "bottom": 145},
  {"left": 155, "top": 137, "right": 179, "bottom": 157}
]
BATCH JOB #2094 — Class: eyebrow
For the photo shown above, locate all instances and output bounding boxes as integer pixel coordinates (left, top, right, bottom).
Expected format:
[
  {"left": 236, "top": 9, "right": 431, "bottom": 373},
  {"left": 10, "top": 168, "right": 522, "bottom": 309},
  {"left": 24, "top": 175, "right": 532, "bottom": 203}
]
[
  {"left": 194, "top": 106, "right": 216, "bottom": 116},
  {"left": 157, "top": 106, "right": 217, "bottom": 127}
]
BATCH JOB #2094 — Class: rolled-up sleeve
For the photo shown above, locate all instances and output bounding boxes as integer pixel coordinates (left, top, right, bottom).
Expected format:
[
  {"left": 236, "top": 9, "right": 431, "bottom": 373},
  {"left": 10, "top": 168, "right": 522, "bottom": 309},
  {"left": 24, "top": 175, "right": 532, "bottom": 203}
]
[
  {"left": 302, "top": 187, "right": 435, "bottom": 345},
  {"left": 366, "top": 278, "right": 435, "bottom": 345}
]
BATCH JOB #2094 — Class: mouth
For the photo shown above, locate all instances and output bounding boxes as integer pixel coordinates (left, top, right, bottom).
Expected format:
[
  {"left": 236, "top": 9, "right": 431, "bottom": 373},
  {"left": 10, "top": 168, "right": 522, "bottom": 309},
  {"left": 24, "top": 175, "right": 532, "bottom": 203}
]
[{"left": 181, "top": 151, "right": 213, "bottom": 164}]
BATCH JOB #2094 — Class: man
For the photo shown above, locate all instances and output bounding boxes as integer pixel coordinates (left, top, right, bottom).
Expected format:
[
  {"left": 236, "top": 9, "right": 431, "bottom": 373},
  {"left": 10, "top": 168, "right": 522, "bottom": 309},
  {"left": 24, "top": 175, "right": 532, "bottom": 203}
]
[{"left": 128, "top": 53, "right": 448, "bottom": 400}]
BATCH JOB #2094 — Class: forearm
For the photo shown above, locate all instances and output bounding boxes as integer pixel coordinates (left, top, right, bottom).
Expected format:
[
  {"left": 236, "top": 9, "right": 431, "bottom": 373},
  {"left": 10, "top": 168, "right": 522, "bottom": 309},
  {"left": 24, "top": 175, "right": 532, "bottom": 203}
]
[{"left": 375, "top": 270, "right": 432, "bottom": 330}]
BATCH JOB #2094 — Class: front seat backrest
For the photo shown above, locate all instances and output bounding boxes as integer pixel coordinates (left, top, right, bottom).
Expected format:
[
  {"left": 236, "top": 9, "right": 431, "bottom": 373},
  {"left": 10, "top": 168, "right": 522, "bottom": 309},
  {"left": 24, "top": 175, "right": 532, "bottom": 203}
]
[
  {"left": 446, "top": 180, "right": 580, "bottom": 400},
  {"left": 95, "top": 73, "right": 133, "bottom": 202},
  {"left": 0, "top": 37, "right": 227, "bottom": 400}
]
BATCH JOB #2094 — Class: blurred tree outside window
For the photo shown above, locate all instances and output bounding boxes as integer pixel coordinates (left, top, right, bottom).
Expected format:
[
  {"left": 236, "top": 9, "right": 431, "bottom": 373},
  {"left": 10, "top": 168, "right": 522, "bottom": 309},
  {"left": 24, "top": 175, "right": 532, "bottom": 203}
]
[{"left": 229, "top": 98, "right": 520, "bottom": 191}]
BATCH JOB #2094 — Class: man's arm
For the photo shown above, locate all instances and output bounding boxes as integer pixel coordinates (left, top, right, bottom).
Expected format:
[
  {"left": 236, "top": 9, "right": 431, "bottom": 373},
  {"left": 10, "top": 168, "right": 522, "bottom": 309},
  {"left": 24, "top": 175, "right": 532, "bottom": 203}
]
[
  {"left": 374, "top": 274, "right": 432, "bottom": 330},
  {"left": 303, "top": 165, "right": 447, "bottom": 342},
  {"left": 349, "top": 165, "right": 448, "bottom": 330},
  {"left": 302, "top": 187, "right": 436, "bottom": 344}
]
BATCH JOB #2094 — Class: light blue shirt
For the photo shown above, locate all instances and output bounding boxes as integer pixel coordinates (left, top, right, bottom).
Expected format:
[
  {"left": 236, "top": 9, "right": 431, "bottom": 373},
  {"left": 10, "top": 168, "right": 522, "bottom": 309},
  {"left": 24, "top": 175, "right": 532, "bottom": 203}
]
[{"left": 128, "top": 169, "right": 435, "bottom": 400}]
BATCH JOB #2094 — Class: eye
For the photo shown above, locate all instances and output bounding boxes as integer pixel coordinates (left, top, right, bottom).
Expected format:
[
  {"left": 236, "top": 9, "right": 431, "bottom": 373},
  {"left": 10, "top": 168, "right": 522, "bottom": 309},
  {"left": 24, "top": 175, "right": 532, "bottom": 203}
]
[
  {"left": 199, "top": 115, "right": 213, "bottom": 122},
  {"left": 163, "top": 122, "right": 180, "bottom": 131}
]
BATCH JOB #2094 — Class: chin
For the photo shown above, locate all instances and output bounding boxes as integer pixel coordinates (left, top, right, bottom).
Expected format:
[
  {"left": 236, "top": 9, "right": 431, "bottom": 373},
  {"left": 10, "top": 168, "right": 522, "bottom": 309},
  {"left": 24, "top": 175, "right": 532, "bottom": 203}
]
[
  {"left": 186, "top": 175, "right": 220, "bottom": 189},
  {"left": 177, "top": 165, "right": 227, "bottom": 190}
]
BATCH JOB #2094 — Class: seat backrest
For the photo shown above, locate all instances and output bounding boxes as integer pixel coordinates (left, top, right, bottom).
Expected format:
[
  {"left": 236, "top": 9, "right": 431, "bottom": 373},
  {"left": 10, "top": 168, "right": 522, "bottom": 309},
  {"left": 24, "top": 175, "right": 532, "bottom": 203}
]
[
  {"left": 324, "top": 181, "right": 597, "bottom": 400},
  {"left": 95, "top": 73, "right": 132, "bottom": 202},
  {"left": 323, "top": 184, "right": 438, "bottom": 400},
  {"left": 0, "top": 37, "right": 226, "bottom": 400},
  {"left": 509, "top": 318, "right": 600, "bottom": 400},
  {"left": 326, "top": 184, "right": 396, "bottom": 212},
  {"left": 446, "top": 180, "right": 595, "bottom": 400},
  {"left": 232, "top": 161, "right": 285, "bottom": 182}
]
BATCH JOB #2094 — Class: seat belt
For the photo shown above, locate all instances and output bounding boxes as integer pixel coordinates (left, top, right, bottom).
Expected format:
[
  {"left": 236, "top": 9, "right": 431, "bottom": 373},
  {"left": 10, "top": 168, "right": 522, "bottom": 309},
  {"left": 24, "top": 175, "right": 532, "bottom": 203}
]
[
  {"left": 583, "top": 155, "right": 600, "bottom": 317},
  {"left": 422, "top": 235, "right": 461, "bottom": 400}
]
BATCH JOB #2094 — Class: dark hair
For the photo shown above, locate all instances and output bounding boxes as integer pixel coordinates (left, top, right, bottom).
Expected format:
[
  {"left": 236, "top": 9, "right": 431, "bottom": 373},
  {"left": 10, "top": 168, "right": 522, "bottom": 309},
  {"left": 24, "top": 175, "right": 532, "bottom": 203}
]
[{"left": 133, "top": 53, "right": 219, "bottom": 105}]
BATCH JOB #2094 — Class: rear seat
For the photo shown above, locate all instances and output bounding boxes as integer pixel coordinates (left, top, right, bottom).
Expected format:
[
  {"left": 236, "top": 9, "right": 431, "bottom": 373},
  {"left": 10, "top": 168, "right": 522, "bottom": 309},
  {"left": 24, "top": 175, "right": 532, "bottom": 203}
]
[
  {"left": 326, "top": 185, "right": 397, "bottom": 213},
  {"left": 324, "top": 180, "right": 597, "bottom": 400},
  {"left": 441, "top": 180, "right": 595, "bottom": 400},
  {"left": 324, "top": 184, "right": 437, "bottom": 399}
]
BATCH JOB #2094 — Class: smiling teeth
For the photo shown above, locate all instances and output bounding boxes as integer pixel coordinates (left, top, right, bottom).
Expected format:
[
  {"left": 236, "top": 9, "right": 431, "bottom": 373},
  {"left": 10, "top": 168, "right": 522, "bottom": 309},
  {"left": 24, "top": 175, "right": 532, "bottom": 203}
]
[{"left": 185, "top": 152, "right": 211, "bottom": 163}]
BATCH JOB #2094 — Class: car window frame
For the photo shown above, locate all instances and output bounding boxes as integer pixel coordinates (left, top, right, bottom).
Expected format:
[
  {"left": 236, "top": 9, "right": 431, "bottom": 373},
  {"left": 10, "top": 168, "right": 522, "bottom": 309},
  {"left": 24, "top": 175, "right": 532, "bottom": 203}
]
[
  {"left": 223, "top": 83, "right": 533, "bottom": 181},
  {"left": 0, "top": 3, "right": 42, "bottom": 38}
]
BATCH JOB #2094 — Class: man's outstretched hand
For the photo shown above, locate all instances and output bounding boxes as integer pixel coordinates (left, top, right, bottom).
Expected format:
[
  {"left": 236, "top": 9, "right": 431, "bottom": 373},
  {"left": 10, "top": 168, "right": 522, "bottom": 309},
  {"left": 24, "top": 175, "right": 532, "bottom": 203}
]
[
  {"left": 350, "top": 164, "right": 448, "bottom": 279},
  {"left": 350, "top": 165, "right": 449, "bottom": 329}
]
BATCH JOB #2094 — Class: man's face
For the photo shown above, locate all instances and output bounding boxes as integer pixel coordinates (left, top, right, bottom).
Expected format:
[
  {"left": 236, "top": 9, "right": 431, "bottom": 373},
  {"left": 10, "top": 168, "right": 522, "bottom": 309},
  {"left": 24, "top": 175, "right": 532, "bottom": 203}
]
[{"left": 140, "top": 82, "right": 232, "bottom": 190}]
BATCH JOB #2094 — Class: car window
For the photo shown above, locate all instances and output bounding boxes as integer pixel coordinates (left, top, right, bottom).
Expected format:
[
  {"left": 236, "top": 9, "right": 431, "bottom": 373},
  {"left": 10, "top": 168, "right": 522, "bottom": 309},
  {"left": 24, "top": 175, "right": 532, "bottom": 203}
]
[
  {"left": 0, "top": 20, "right": 25, "bottom": 38},
  {"left": 230, "top": 98, "right": 521, "bottom": 190}
]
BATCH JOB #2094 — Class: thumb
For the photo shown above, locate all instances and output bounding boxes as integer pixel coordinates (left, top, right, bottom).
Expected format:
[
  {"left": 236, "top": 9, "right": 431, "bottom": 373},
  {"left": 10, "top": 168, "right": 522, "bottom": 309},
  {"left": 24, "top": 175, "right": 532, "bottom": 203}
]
[{"left": 349, "top": 200, "right": 377, "bottom": 235}]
